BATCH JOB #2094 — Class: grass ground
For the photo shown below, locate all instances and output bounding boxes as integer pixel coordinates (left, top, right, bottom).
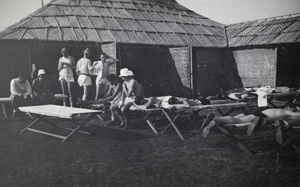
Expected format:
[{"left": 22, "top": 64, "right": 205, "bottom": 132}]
[{"left": 0, "top": 112, "right": 299, "bottom": 187}]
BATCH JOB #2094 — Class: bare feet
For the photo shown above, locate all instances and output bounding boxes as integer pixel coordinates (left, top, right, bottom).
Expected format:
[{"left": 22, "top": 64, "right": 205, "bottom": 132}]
[
  {"left": 247, "top": 116, "right": 260, "bottom": 136},
  {"left": 202, "top": 120, "right": 216, "bottom": 138}
]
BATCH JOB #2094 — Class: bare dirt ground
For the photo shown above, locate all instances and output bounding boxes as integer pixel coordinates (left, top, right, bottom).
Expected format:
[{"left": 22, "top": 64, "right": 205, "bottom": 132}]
[{"left": 0, "top": 112, "right": 299, "bottom": 187}]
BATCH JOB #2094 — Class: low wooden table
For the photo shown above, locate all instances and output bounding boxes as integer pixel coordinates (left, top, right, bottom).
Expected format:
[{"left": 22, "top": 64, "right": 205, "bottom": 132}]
[{"left": 19, "top": 105, "right": 103, "bottom": 143}]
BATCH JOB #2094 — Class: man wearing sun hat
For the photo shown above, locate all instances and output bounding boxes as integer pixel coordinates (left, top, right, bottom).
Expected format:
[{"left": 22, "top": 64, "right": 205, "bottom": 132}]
[
  {"left": 32, "top": 69, "right": 55, "bottom": 105},
  {"left": 112, "top": 68, "right": 144, "bottom": 129},
  {"left": 76, "top": 48, "right": 93, "bottom": 101}
]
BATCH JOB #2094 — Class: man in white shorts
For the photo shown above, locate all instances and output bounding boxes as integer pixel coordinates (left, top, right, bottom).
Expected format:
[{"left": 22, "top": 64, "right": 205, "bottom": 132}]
[
  {"left": 91, "top": 53, "right": 119, "bottom": 100},
  {"left": 76, "top": 48, "right": 92, "bottom": 101},
  {"left": 58, "top": 47, "right": 76, "bottom": 107}
]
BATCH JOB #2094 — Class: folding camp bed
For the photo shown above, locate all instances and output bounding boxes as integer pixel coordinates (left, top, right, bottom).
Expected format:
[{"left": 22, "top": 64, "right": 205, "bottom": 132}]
[
  {"left": 88, "top": 98, "right": 247, "bottom": 140},
  {"left": 197, "top": 102, "right": 249, "bottom": 131},
  {"left": 19, "top": 104, "right": 103, "bottom": 143},
  {"left": 128, "top": 105, "right": 170, "bottom": 135},
  {"left": 210, "top": 122, "right": 262, "bottom": 155},
  {"left": 130, "top": 101, "right": 248, "bottom": 140},
  {"left": 205, "top": 118, "right": 299, "bottom": 156},
  {"left": 249, "top": 90, "right": 300, "bottom": 108},
  {"left": 128, "top": 102, "right": 209, "bottom": 140},
  {"left": 265, "top": 126, "right": 300, "bottom": 157},
  {"left": 159, "top": 106, "right": 211, "bottom": 140},
  {"left": 0, "top": 94, "right": 68, "bottom": 119}
]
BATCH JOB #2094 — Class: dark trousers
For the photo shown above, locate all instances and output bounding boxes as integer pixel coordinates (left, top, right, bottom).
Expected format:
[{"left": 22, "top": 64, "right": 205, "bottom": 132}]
[{"left": 11, "top": 95, "right": 33, "bottom": 111}]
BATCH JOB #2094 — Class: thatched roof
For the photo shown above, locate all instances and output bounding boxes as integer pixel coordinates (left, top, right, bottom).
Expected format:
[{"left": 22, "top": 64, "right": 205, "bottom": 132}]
[
  {"left": 226, "top": 13, "right": 300, "bottom": 47},
  {"left": 0, "top": 0, "right": 226, "bottom": 47}
]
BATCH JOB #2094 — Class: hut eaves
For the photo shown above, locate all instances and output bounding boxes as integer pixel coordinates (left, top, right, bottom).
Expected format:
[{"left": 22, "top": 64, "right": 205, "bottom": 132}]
[
  {"left": 226, "top": 13, "right": 300, "bottom": 47},
  {"left": 0, "top": 0, "right": 227, "bottom": 47}
]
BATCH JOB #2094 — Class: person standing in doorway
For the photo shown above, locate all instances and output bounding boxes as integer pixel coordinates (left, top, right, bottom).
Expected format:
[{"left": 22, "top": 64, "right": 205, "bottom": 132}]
[
  {"left": 58, "top": 47, "right": 76, "bottom": 107},
  {"left": 76, "top": 48, "right": 92, "bottom": 101},
  {"left": 91, "top": 53, "right": 119, "bottom": 100}
]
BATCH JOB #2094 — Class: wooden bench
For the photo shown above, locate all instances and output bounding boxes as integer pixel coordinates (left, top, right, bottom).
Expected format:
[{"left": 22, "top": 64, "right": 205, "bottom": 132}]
[
  {"left": 0, "top": 97, "right": 12, "bottom": 119},
  {"left": 54, "top": 94, "right": 69, "bottom": 104},
  {"left": 0, "top": 94, "right": 69, "bottom": 118}
]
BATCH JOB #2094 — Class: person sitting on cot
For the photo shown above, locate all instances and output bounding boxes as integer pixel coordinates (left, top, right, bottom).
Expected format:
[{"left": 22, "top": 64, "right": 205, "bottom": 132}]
[
  {"left": 77, "top": 74, "right": 123, "bottom": 125},
  {"left": 77, "top": 74, "right": 123, "bottom": 106},
  {"left": 10, "top": 72, "right": 34, "bottom": 117},
  {"left": 32, "top": 69, "right": 55, "bottom": 105},
  {"left": 202, "top": 105, "right": 300, "bottom": 143},
  {"left": 115, "top": 68, "right": 144, "bottom": 129}
]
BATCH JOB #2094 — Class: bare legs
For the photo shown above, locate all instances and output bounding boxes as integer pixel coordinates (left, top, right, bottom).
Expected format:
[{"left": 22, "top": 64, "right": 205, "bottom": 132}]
[
  {"left": 214, "top": 114, "right": 257, "bottom": 124},
  {"left": 110, "top": 103, "right": 124, "bottom": 123},
  {"left": 203, "top": 114, "right": 257, "bottom": 138},
  {"left": 60, "top": 79, "right": 74, "bottom": 107},
  {"left": 82, "top": 85, "right": 91, "bottom": 101},
  {"left": 109, "top": 101, "right": 135, "bottom": 129},
  {"left": 95, "top": 83, "right": 109, "bottom": 100},
  {"left": 11, "top": 95, "right": 33, "bottom": 117}
]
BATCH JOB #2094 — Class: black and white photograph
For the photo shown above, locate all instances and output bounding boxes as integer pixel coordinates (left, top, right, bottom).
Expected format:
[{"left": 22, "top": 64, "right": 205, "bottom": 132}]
[{"left": 0, "top": 0, "right": 300, "bottom": 186}]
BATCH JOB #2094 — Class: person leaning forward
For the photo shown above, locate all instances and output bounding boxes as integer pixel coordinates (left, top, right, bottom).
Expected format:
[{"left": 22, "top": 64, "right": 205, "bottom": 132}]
[
  {"left": 10, "top": 72, "right": 33, "bottom": 117},
  {"left": 32, "top": 69, "right": 55, "bottom": 105}
]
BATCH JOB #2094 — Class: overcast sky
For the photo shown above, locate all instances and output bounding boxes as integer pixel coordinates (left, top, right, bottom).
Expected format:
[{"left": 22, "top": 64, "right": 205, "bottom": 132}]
[
  {"left": 0, "top": 0, "right": 299, "bottom": 32},
  {"left": 177, "top": 0, "right": 300, "bottom": 24}
]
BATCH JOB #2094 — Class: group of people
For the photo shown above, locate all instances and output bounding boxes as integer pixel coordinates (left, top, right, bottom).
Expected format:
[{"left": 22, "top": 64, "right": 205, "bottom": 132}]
[
  {"left": 58, "top": 47, "right": 119, "bottom": 107},
  {"left": 10, "top": 47, "right": 119, "bottom": 117},
  {"left": 10, "top": 47, "right": 147, "bottom": 129},
  {"left": 78, "top": 68, "right": 145, "bottom": 129},
  {"left": 10, "top": 69, "right": 55, "bottom": 117},
  {"left": 9, "top": 46, "right": 300, "bottom": 140}
]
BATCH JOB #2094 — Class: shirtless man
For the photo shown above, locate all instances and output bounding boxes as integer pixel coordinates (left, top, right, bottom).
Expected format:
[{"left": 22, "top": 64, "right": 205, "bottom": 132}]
[
  {"left": 117, "top": 68, "right": 144, "bottom": 129},
  {"left": 135, "top": 96, "right": 190, "bottom": 110},
  {"left": 91, "top": 53, "right": 119, "bottom": 100},
  {"left": 202, "top": 106, "right": 300, "bottom": 138}
]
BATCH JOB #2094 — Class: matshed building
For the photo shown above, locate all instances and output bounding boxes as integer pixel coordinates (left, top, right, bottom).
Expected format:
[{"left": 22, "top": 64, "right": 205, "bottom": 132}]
[
  {"left": 6, "top": 1, "right": 300, "bottom": 98},
  {"left": 0, "top": 0, "right": 240, "bottom": 98},
  {"left": 226, "top": 13, "right": 300, "bottom": 88}
]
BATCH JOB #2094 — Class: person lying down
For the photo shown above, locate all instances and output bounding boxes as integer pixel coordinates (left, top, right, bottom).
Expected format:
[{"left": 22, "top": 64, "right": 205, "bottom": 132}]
[
  {"left": 131, "top": 96, "right": 191, "bottom": 111},
  {"left": 202, "top": 105, "right": 300, "bottom": 144}
]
